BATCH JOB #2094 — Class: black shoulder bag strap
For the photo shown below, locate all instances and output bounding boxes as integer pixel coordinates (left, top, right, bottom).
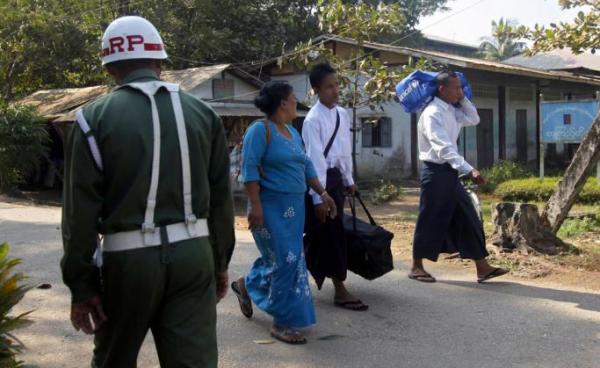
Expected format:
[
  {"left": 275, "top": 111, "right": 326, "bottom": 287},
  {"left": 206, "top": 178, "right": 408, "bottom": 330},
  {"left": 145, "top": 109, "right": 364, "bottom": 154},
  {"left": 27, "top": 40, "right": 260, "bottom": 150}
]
[{"left": 323, "top": 110, "right": 340, "bottom": 158}]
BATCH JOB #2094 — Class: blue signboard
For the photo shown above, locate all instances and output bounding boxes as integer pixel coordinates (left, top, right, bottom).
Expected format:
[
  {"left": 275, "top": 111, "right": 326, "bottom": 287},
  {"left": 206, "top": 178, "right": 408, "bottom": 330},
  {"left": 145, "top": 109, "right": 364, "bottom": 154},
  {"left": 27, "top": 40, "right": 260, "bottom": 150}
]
[{"left": 541, "top": 100, "right": 599, "bottom": 143}]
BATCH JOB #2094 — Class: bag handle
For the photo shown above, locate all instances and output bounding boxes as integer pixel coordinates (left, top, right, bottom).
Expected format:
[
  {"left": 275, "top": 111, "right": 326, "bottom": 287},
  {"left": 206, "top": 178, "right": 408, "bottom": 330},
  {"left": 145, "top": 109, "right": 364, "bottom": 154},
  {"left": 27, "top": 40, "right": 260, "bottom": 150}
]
[{"left": 348, "top": 192, "right": 377, "bottom": 228}]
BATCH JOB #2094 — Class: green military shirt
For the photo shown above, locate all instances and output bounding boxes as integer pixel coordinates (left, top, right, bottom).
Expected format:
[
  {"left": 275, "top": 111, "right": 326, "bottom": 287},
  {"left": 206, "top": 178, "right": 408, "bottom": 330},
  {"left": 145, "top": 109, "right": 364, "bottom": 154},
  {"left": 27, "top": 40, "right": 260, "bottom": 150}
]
[{"left": 61, "top": 68, "right": 235, "bottom": 303}]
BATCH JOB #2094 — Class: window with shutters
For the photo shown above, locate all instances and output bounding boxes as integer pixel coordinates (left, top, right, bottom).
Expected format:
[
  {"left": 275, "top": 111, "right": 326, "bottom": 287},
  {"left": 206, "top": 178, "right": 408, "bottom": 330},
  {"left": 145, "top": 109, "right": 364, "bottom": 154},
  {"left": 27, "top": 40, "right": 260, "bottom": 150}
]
[{"left": 362, "top": 117, "right": 392, "bottom": 148}]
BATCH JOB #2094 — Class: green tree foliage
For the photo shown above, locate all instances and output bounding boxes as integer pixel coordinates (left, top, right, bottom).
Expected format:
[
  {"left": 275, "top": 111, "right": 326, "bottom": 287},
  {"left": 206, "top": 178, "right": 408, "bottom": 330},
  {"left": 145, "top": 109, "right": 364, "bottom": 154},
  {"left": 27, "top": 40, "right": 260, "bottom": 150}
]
[
  {"left": 479, "top": 18, "right": 526, "bottom": 61},
  {"left": 0, "top": 242, "right": 33, "bottom": 368},
  {"left": 0, "top": 102, "right": 49, "bottom": 192},
  {"left": 0, "top": 0, "right": 450, "bottom": 100},
  {"left": 0, "top": 1, "right": 107, "bottom": 100},
  {"left": 518, "top": 0, "right": 599, "bottom": 54}
]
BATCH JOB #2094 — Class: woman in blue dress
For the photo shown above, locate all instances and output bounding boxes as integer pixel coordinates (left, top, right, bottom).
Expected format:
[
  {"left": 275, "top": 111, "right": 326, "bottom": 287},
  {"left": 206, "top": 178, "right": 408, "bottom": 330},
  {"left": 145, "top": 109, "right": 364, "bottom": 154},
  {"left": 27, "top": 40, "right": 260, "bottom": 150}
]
[{"left": 231, "top": 81, "right": 337, "bottom": 345}]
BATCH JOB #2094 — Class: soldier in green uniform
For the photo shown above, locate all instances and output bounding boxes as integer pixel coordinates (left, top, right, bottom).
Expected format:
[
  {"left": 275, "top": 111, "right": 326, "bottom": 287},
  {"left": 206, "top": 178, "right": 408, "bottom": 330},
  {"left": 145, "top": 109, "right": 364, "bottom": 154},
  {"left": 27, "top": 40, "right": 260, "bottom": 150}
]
[{"left": 60, "top": 16, "right": 235, "bottom": 367}]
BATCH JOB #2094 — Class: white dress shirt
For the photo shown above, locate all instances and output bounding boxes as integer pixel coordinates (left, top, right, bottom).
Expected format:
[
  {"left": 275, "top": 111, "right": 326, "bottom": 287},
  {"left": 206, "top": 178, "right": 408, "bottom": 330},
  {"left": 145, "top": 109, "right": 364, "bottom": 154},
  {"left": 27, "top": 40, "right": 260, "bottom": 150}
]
[
  {"left": 418, "top": 97, "right": 480, "bottom": 174},
  {"left": 302, "top": 100, "right": 354, "bottom": 204}
]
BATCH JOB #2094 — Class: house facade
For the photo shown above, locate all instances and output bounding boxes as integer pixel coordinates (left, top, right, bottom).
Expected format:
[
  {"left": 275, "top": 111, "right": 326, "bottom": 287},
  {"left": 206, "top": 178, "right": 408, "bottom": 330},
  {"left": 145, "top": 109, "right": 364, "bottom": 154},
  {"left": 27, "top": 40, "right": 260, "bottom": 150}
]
[{"left": 262, "top": 35, "right": 600, "bottom": 178}]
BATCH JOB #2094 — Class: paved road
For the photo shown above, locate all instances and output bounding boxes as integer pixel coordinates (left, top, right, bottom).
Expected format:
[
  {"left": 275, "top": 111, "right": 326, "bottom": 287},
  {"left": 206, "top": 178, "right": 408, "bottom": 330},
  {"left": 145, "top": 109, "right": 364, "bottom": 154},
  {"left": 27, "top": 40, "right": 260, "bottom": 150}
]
[{"left": 1, "top": 201, "right": 599, "bottom": 368}]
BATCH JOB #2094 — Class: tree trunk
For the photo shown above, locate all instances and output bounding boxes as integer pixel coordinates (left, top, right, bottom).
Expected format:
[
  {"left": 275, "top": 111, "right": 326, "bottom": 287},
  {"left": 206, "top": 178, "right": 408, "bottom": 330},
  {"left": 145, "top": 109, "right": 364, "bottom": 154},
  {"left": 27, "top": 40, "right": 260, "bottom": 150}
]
[
  {"left": 540, "top": 111, "right": 600, "bottom": 233},
  {"left": 490, "top": 202, "right": 568, "bottom": 255},
  {"left": 3, "top": 57, "right": 18, "bottom": 101},
  {"left": 118, "top": 0, "right": 130, "bottom": 16}
]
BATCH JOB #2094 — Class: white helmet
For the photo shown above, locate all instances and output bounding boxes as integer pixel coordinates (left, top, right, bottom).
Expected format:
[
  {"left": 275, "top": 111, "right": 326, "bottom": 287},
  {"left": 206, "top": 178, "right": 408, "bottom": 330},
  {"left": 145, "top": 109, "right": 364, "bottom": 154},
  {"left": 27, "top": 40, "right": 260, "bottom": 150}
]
[{"left": 101, "top": 16, "right": 168, "bottom": 66}]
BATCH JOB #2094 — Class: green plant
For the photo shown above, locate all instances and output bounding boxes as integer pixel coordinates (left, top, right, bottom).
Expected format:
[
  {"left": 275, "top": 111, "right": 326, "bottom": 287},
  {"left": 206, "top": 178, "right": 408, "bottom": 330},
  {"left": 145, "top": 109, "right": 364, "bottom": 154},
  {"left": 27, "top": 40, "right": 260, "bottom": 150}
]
[
  {"left": 495, "top": 177, "right": 600, "bottom": 204},
  {"left": 0, "top": 242, "right": 33, "bottom": 368},
  {"left": 369, "top": 180, "right": 404, "bottom": 205},
  {"left": 558, "top": 215, "right": 600, "bottom": 238},
  {"left": 0, "top": 102, "right": 49, "bottom": 192},
  {"left": 480, "top": 160, "right": 532, "bottom": 193}
]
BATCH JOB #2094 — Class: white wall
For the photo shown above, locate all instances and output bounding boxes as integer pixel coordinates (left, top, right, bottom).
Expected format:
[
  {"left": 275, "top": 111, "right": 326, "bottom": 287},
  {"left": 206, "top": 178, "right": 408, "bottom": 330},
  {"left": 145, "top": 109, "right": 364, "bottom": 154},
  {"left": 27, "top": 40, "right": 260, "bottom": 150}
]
[
  {"left": 187, "top": 72, "right": 259, "bottom": 101},
  {"left": 355, "top": 102, "right": 412, "bottom": 177}
]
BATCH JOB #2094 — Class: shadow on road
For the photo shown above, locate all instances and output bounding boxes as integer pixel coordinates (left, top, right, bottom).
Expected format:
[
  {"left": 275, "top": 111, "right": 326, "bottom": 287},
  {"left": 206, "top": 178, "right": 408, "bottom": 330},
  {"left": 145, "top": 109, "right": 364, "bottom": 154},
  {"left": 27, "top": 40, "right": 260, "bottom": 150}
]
[{"left": 439, "top": 280, "right": 600, "bottom": 313}]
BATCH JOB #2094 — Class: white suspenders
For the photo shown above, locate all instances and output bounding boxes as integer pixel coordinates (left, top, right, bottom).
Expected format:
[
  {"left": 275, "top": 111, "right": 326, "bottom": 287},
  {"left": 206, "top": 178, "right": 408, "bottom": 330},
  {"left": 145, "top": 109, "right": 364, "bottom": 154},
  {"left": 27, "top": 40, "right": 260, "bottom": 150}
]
[{"left": 74, "top": 81, "right": 208, "bottom": 259}]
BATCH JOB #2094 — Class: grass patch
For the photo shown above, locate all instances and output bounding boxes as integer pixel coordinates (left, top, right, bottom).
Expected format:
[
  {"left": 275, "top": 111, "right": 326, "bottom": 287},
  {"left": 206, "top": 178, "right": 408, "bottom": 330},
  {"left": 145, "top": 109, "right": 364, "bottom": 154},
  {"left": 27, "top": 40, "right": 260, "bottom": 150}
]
[
  {"left": 401, "top": 212, "right": 419, "bottom": 223},
  {"left": 558, "top": 215, "right": 600, "bottom": 238},
  {"left": 369, "top": 180, "right": 404, "bottom": 205}
]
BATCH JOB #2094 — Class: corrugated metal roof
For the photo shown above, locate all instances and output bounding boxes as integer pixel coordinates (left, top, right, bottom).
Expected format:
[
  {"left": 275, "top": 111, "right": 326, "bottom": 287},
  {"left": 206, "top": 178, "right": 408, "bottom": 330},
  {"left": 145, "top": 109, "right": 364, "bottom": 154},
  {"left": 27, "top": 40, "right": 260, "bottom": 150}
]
[
  {"left": 503, "top": 49, "right": 600, "bottom": 73},
  {"left": 19, "top": 85, "right": 110, "bottom": 117},
  {"left": 19, "top": 64, "right": 264, "bottom": 122},
  {"left": 310, "top": 35, "right": 600, "bottom": 86},
  {"left": 213, "top": 106, "right": 307, "bottom": 117},
  {"left": 161, "top": 64, "right": 230, "bottom": 91}
]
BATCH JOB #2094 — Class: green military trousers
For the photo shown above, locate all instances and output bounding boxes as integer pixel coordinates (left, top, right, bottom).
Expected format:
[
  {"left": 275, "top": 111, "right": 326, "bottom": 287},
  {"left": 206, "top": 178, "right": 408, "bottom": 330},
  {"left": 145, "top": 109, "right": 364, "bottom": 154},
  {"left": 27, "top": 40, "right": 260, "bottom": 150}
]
[{"left": 92, "top": 237, "right": 217, "bottom": 368}]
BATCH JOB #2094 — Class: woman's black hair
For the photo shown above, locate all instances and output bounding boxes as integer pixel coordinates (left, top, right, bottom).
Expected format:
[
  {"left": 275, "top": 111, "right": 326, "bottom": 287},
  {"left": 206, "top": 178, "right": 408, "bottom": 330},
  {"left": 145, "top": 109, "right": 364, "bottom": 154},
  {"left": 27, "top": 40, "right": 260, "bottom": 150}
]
[
  {"left": 253, "top": 81, "right": 294, "bottom": 116},
  {"left": 309, "top": 63, "right": 336, "bottom": 89}
]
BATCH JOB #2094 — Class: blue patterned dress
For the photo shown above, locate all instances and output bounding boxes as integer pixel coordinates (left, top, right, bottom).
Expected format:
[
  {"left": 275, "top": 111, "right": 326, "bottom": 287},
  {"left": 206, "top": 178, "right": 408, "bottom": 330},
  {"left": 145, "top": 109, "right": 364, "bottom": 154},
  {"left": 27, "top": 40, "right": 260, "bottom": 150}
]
[{"left": 241, "top": 121, "right": 318, "bottom": 328}]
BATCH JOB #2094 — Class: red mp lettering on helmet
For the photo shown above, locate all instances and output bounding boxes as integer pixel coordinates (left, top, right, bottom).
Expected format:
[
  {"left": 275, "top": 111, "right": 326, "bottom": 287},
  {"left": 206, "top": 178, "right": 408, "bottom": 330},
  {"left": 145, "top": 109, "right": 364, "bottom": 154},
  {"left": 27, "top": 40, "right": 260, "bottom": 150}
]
[{"left": 103, "top": 35, "right": 163, "bottom": 56}]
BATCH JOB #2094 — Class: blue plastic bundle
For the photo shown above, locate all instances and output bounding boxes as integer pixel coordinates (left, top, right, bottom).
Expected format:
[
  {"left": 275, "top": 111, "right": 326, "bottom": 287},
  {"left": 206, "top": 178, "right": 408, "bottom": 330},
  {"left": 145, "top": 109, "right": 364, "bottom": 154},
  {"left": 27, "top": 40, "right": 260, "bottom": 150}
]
[{"left": 395, "top": 70, "right": 473, "bottom": 113}]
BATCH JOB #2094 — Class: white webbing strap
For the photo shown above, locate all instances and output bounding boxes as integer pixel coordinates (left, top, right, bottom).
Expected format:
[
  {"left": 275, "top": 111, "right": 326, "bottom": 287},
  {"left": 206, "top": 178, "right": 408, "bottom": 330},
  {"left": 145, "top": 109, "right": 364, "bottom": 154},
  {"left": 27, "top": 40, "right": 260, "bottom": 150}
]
[
  {"left": 168, "top": 86, "right": 197, "bottom": 236},
  {"left": 121, "top": 82, "right": 164, "bottom": 245},
  {"left": 118, "top": 81, "right": 196, "bottom": 243},
  {"left": 75, "top": 110, "right": 103, "bottom": 171}
]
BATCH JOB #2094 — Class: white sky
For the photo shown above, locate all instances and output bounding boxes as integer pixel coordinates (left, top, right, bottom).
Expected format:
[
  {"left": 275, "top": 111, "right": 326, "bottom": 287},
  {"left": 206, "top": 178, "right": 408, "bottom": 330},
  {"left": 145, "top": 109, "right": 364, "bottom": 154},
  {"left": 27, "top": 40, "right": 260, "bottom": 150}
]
[{"left": 418, "top": 0, "right": 586, "bottom": 46}]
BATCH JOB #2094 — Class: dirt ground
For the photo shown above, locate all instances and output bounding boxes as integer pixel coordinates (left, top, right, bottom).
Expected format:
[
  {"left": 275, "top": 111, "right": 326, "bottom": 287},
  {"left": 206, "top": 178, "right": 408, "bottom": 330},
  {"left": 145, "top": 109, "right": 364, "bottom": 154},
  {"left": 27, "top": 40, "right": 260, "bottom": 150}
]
[
  {"left": 238, "top": 190, "right": 600, "bottom": 293},
  {"left": 8, "top": 188, "right": 600, "bottom": 293}
]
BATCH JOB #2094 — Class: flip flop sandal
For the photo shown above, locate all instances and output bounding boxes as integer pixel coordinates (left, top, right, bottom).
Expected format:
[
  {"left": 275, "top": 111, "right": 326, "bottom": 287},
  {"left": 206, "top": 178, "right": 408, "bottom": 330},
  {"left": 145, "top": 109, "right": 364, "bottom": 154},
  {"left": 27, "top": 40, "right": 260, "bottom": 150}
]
[
  {"left": 270, "top": 327, "right": 307, "bottom": 345},
  {"left": 477, "top": 268, "right": 509, "bottom": 283},
  {"left": 408, "top": 273, "right": 437, "bottom": 283},
  {"left": 231, "top": 281, "right": 253, "bottom": 318},
  {"left": 334, "top": 299, "right": 369, "bottom": 311}
]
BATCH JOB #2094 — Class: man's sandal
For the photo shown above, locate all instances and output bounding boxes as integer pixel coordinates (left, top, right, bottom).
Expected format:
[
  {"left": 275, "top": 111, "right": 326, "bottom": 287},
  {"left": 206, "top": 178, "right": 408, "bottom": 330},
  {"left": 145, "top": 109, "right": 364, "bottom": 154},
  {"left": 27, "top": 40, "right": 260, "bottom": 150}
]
[
  {"left": 334, "top": 299, "right": 369, "bottom": 311},
  {"left": 408, "top": 272, "right": 437, "bottom": 283},
  {"left": 231, "top": 281, "right": 253, "bottom": 318},
  {"left": 477, "top": 268, "right": 509, "bottom": 283}
]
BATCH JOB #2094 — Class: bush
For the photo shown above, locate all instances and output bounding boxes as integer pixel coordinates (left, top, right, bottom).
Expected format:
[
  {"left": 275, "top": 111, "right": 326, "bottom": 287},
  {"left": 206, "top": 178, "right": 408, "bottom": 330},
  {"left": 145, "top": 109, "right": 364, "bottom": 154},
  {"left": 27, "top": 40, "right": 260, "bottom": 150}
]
[
  {"left": 496, "top": 177, "right": 600, "bottom": 204},
  {"left": 0, "top": 102, "right": 49, "bottom": 192},
  {"left": 0, "top": 242, "right": 33, "bottom": 368},
  {"left": 479, "top": 160, "right": 532, "bottom": 193},
  {"left": 369, "top": 180, "right": 403, "bottom": 205}
]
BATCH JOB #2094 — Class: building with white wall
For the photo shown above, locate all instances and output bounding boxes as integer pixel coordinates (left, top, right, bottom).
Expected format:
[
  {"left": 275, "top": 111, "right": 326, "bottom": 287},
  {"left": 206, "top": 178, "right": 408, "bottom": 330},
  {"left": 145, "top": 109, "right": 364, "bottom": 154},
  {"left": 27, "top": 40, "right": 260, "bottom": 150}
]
[{"left": 258, "top": 35, "right": 600, "bottom": 178}]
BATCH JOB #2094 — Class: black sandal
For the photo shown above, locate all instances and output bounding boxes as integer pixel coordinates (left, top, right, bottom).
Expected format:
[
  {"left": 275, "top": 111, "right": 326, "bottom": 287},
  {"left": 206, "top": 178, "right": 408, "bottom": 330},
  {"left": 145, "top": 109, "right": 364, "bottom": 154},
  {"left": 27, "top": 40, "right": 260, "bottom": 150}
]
[
  {"left": 334, "top": 299, "right": 369, "bottom": 311},
  {"left": 408, "top": 272, "right": 437, "bottom": 283},
  {"left": 477, "top": 268, "right": 509, "bottom": 283},
  {"left": 231, "top": 280, "right": 253, "bottom": 318}
]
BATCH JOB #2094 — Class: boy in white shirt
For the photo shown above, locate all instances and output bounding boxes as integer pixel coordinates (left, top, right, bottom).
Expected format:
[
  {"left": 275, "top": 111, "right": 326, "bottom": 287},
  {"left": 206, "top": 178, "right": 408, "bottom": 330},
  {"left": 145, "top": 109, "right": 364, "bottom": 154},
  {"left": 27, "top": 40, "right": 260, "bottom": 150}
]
[{"left": 303, "top": 63, "right": 367, "bottom": 311}]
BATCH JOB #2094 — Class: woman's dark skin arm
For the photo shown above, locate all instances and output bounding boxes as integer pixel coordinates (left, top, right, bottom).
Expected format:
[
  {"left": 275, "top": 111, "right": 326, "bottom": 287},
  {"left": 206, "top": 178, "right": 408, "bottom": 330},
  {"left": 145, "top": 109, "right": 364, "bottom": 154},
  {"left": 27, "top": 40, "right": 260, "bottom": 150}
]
[{"left": 245, "top": 182, "right": 263, "bottom": 230}]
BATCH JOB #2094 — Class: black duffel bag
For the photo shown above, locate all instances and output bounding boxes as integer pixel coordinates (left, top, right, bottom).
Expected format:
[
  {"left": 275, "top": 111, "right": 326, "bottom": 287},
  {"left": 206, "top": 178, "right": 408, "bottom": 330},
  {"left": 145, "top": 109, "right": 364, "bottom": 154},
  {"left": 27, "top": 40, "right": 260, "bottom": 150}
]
[{"left": 344, "top": 193, "right": 394, "bottom": 280}]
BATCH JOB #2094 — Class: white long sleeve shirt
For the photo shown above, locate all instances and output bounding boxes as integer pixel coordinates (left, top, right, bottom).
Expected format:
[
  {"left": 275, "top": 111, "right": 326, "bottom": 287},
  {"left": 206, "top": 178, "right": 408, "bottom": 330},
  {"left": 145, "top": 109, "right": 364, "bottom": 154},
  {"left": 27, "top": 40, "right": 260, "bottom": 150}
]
[
  {"left": 302, "top": 100, "right": 354, "bottom": 205},
  {"left": 418, "top": 97, "right": 480, "bottom": 174}
]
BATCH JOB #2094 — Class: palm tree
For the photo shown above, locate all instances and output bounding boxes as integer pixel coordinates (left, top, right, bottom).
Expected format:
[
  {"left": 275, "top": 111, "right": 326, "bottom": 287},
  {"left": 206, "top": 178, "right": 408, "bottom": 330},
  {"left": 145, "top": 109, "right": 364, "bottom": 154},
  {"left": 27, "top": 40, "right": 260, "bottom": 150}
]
[{"left": 479, "top": 18, "right": 526, "bottom": 61}]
